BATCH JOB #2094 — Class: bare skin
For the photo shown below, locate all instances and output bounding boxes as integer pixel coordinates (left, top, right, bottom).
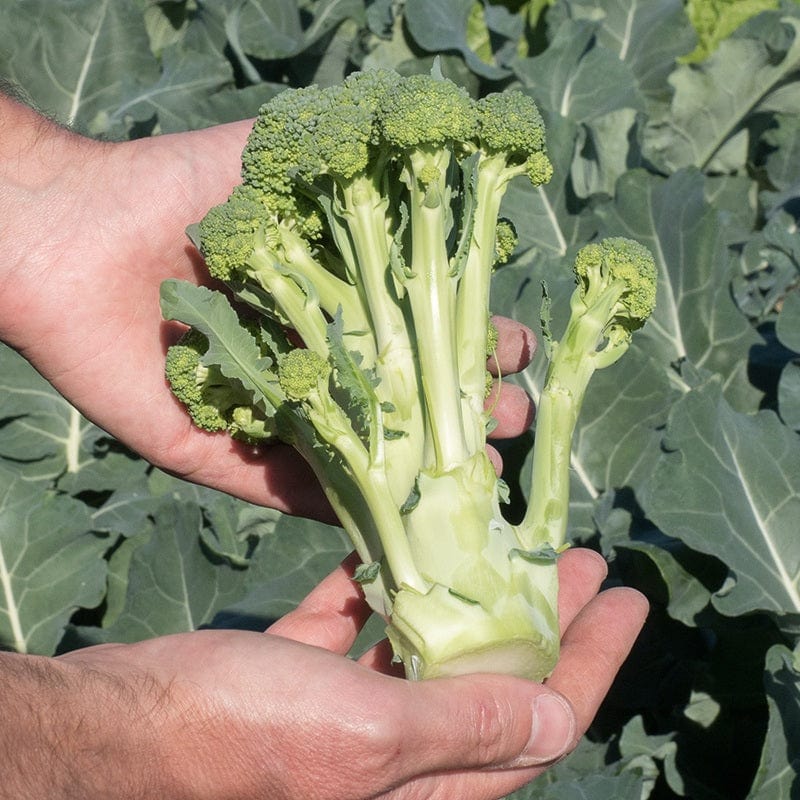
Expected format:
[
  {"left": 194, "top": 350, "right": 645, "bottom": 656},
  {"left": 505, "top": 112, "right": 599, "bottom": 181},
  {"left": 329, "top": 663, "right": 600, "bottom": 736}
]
[
  {"left": 0, "top": 549, "right": 647, "bottom": 800},
  {"left": 0, "top": 94, "right": 649, "bottom": 799}
]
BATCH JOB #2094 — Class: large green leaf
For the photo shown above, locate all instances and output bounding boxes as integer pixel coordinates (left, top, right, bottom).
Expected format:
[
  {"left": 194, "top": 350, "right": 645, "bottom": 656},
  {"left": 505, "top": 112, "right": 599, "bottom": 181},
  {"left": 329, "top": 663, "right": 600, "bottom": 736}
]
[
  {"left": 402, "top": 0, "right": 516, "bottom": 79},
  {"left": 549, "top": 0, "right": 695, "bottom": 104},
  {"left": 102, "top": 44, "right": 234, "bottom": 135},
  {"left": 0, "top": 465, "right": 107, "bottom": 654},
  {"left": 507, "top": 735, "right": 648, "bottom": 799},
  {"left": 643, "top": 15, "right": 800, "bottom": 173},
  {"left": 215, "top": 514, "right": 351, "bottom": 629},
  {"left": 0, "top": 0, "right": 159, "bottom": 131},
  {"left": 777, "top": 288, "right": 800, "bottom": 430},
  {"left": 747, "top": 644, "right": 800, "bottom": 799},
  {"left": 500, "top": 111, "right": 598, "bottom": 260},
  {"left": 100, "top": 500, "right": 247, "bottom": 641},
  {"left": 761, "top": 113, "right": 800, "bottom": 214},
  {"left": 643, "top": 379, "right": 800, "bottom": 619},
  {"left": 0, "top": 344, "right": 106, "bottom": 482},
  {"left": 515, "top": 18, "right": 644, "bottom": 123}
]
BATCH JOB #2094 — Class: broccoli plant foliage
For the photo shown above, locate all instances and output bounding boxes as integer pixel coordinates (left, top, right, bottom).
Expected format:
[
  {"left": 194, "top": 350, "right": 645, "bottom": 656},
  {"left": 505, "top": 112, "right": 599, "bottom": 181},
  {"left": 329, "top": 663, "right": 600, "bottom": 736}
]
[{"left": 161, "top": 67, "right": 655, "bottom": 681}]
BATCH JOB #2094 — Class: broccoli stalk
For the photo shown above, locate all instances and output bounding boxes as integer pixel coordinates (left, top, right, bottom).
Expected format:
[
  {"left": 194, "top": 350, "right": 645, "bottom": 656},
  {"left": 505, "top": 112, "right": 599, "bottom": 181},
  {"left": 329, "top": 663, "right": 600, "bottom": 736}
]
[{"left": 161, "top": 67, "right": 656, "bottom": 681}]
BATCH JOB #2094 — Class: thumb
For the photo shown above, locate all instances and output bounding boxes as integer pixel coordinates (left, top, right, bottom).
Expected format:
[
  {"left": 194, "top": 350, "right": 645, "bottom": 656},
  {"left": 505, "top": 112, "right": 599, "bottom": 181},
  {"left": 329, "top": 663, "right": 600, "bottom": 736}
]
[{"left": 384, "top": 674, "right": 576, "bottom": 782}]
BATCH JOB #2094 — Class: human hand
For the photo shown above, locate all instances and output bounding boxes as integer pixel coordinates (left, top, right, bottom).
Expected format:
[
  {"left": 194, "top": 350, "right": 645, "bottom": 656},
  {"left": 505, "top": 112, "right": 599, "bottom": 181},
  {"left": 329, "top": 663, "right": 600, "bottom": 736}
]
[
  {"left": 0, "top": 98, "right": 534, "bottom": 518},
  {"left": 46, "top": 548, "right": 646, "bottom": 800}
]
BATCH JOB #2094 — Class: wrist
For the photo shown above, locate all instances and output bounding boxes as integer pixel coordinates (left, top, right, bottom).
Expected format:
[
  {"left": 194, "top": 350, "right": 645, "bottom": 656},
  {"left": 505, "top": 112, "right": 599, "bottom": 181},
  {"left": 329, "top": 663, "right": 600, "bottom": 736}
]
[{"left": 0, "top": 651, "right": 166, "bottom": 799}]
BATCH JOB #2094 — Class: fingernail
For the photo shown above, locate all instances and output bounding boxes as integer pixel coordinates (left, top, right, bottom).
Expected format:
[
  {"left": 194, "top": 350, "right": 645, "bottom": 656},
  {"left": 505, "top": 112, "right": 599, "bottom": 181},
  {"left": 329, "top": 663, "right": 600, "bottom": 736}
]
[{"left": 517, "top": 693, "right": 576, "bottom": 766}]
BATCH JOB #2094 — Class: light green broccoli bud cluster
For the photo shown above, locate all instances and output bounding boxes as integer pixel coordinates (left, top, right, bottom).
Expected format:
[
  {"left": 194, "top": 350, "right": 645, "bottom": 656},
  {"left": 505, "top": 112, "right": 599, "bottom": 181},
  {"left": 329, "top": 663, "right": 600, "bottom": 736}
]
[
  {"left": 163, "top": 67, "right": 656, "bottom": 683},
  {"left": 279, "top": 349, "right": 331, "bottom": 401},
  {"left": 164, "top": 328, "right": 274, "bottom": 440},
  {"left": 493, "top": 219, "right": 518, "bottom": 266},
  {"left": 574, "top": 237, "right": 657, "bottom": 329},
  {"left": 164, "top": 330, "right": 229, "bottom": 432}
]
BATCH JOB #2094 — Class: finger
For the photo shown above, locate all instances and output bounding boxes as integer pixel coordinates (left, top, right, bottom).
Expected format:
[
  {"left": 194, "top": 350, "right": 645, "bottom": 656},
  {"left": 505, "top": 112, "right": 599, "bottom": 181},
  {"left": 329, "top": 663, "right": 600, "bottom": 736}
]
[
  {"left": 546, "top": 586, "right": 649, "bottom": 724},
  {"left": 489, "top": 316, "right": 537, "bottom": 376},
  {"left": 486, "top": 443, "right": 503, "bottom": 475},
  {"left": 555, "top": 548, "right": 608, "bottom": 634},
  {"left": 486, "top": 381, "right": 535, "bottom": 439},
  {"left": 265, "top": 553, "right": 371, "bottom": 653},
  {"left": 370, "top": 673, "right": 575, "bottom": 790}
]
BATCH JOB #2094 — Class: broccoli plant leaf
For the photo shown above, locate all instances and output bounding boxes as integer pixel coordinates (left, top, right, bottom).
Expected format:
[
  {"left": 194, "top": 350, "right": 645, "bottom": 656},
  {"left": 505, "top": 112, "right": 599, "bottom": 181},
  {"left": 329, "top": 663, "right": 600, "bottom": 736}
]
[
  {"left": 0, "top": 344, "right": 106, "bottom": 482},
  {"left": 514, "top": 18, "right": 645, "bottom": 123},
  {"left": 103, "top": 44, "right": 235, "bottom": 136},
  {"left": 643, "top": 379, "right": 800, "bottom": 619},
  {"left": 552, "top": 0, "right": 696, "bottom": 104},
  {"left": 746, "top": 644, "right": 800, "bottom": 800},
  {"left": 402, "top": 0, "right": 515, "bottom": 79},
  {"left": 501, "top": 112, "right": 598, "bottom": 260},
  {"left": 160, "top": 279, "right": 278, "bottom": 405},
  {"left": 643, "top": 16, "right": 800, "bottom": 173},
  {"left": 776, "top": 288, "right": 800, "bottom": 430},
  {"left": 100, "top": 500, "right": 247, "bottom": 641},
  {"left": 213, "top": 514, "right": 351, "bottom": 630},
  {"left": 0, "top": 465, "right": 107, "bottom": 655},
  {"left": 0, "top": 0, "right": 159, "bottom": 132},
  {"left": 761, "top": 113, "right": 800, "bottom": 215}
]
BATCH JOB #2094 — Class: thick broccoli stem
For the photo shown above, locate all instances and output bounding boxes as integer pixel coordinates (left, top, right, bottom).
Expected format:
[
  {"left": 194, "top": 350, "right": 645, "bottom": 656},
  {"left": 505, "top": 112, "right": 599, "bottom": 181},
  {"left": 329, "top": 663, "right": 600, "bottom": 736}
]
[
  {"left": 389, "top": 451, "right": 559, "bottom": 680},
  {"left": 293, "top": 391, "right": 428, "bottom": 596},
  {"left": 339, "top": 176, "right": 425, "bottom": 501},
  {"left": 456, "top": 154, "right": 510, "bottom": 451},
  {"left": 402, "top": 147, "right": 469, "bottom": 472},
  {"left": 246, "top": 243, "right": 330, "bottom": 357},
  {"left": 520, "top": 281, "right": 626, "bottom": 548}
]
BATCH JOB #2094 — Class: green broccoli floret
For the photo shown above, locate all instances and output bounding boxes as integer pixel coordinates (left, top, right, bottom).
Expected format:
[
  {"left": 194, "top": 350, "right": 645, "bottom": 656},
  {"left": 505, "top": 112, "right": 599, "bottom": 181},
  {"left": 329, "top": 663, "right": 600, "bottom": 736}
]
[
  {"left": 165, "top": 328, "right": 270, "bottom": 439},
  {"left": 493, "top": 219, "right": 518, "bottom": 266},
  {"left": 197, "top": 185, "right": 269, "bottom": 283},
  {"left": 279, "top": 348, "right": 331, "bottom": 402},
  {"left": 522, "top": 237, "right": 657, "bottom": 546},
  {"left": 163, "top": 67, "right": 655, "bottom": 682}
]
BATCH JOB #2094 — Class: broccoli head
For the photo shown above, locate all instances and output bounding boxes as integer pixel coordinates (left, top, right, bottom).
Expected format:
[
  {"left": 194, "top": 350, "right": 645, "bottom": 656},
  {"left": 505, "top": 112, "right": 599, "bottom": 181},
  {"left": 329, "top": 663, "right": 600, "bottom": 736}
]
[{"left": 163, "top": 66, "right": 656, "bottom": 683}]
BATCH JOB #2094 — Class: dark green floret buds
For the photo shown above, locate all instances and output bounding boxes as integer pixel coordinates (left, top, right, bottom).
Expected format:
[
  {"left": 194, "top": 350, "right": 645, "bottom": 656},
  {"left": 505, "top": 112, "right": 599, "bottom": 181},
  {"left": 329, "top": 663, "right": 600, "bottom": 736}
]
[{"left": 162, "top": 65, "right": 656, "bottom": 683}]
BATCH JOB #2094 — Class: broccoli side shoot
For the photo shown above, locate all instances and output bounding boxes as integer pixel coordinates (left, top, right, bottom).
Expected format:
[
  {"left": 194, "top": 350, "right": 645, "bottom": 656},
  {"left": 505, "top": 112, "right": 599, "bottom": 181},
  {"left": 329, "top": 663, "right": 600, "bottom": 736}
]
[{"left": 161, "top": 66, "right": 655, "bottom": 682}]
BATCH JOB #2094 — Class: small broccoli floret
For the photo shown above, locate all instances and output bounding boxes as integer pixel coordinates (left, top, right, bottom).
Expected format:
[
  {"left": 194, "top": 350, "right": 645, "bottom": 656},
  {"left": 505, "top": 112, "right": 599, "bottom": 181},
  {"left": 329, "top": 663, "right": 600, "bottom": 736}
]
[
  {"left": 521, "top": 237, "right": 656, "bottom": 549},
  {"left": 197, "top": 186, "right": 269, "bottom": 282},
  {"left": 278, "top": 348, "right": 331, "bottom": 402},
  {"left": 574, "top": 237, "right": 657, "bottom": 330},
  {"left": 476, "top": 90, "right": 553, "bottom": 187},
  {"left": 164, "top": 330, "right": 234, "bottom": 432},
  {"left": 477, "top": 90, "right": 546, "bottom": 157},
  {"left": 493, "top": 219, "right": 518, "bottom": 266},
  {"left": 486, "top": 318, "right": 499, "bottom": 356}
]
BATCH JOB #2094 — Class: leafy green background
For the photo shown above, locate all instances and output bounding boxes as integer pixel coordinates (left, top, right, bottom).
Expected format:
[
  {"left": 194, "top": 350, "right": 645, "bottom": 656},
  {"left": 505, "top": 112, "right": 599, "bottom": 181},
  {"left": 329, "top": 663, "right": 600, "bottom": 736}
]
[{"left": 1, "top": 1, "right": 799, "bottom": 797}]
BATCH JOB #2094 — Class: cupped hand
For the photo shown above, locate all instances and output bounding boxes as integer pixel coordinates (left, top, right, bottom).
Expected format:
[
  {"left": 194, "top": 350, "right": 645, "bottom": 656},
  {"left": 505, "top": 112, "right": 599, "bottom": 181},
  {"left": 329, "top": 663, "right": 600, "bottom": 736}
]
[
  {"left": 57, "top": 548, "right": 647, "bottom": 800},
  {"left": 1, "top": 108, "right": 535, "bottom": 517}
]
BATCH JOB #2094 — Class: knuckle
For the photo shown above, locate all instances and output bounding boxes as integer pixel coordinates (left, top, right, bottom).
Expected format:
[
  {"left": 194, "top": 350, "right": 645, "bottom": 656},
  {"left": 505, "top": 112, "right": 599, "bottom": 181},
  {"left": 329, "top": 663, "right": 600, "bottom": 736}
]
[{"left": 467, "top": 691, "right": 514, "bottom": 765}]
